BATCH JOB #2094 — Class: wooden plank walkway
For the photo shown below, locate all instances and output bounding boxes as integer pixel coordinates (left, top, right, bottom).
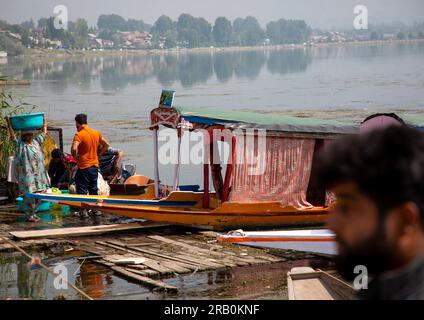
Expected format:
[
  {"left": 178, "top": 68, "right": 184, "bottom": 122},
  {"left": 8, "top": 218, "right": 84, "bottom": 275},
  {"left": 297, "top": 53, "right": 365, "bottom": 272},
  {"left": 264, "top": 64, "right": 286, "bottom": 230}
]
[
  {"left": 0, "top": 204, "right": 288, "bottom": 293},
  {"left": 69, "top": 228, "right": 286, "bottom": 292},
  {"left": 9, "top": 221, "right": 170, "bottom": 239}
]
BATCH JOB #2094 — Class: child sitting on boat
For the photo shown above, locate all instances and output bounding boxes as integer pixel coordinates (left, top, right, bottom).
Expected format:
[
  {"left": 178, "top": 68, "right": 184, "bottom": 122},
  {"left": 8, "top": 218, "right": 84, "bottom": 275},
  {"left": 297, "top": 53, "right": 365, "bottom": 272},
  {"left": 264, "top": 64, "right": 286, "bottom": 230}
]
[
  {"left": 57, "top": 154, "right": 78, "bottom": 192},
  {"left": 48, "top": 148, "right": 66, "bottom": 188}
]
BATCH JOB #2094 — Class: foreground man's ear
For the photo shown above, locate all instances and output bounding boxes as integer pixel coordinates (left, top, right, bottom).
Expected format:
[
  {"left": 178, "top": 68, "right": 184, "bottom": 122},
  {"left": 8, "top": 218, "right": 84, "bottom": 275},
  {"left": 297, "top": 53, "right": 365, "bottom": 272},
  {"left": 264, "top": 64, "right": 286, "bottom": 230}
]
[
  {"left": 398, "top": 202, "right": 422, "bottom": 233},
  {"left": 394, "top": 201, "right": 424, "bottom": 261}
]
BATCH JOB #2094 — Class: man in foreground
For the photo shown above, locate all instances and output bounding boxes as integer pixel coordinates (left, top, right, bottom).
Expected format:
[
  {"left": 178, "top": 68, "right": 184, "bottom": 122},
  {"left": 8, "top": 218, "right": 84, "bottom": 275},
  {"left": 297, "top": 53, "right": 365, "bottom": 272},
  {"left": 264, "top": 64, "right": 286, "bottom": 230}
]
[
  {"left": 317, "top": 125, "right": 424, "bottom": 299},
  {"left": 71, "top": 114, "right": 109, "bottom": 218}
]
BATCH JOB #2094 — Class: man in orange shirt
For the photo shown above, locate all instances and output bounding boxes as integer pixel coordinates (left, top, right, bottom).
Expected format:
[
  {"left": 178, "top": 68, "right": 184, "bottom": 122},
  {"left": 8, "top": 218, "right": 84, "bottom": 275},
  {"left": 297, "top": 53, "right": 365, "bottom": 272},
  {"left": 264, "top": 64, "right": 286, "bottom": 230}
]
[{"left": 71, "top": 114, "right": 109, "bottom": 218}]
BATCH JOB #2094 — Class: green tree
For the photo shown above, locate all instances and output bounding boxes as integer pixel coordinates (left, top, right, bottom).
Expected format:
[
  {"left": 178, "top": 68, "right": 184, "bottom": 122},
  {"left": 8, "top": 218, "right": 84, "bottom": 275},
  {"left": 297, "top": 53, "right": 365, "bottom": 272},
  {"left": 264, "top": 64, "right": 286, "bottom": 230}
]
[
  {"left": 74, "top": 18, "right": 89, "bottom": 48},
  {"left": 213, "top": 17, "right": 232, "bottom": 46},
  {"left": 1, "top": 76, "right": 38, "bottom": 178},
  {"left": 21, "top": 19, "right": 35, "bottom": 29},
  {"left": 266, "top": 19, "right": 310, "bottom": 44},
  {"left": 151, "top": 15, "right": 174, "bottom": 35},
  {"left": 177, "top": 13, "right": 197, "bottom": 47},
  {"left": 97, "top": 14, "right": 126, "bottom": 31},
  {"left": 7, "top": 24, "right": 31, "bottom": 46},
  {"left": 196, "top": 17, "right": 212, "bottom": 46},
  {"left": 67, "top": 21, "right": 76, "bottom": 32},
  {"left": 126, "top": 19, "right": 148, "bottom": 32},
  {"left": 177, "top": 14, "right": 211, "bottom": 48},
  {"left": 45, "top": 17, "right": 73, "bottom": 48},
  {"left": 98, "top": 29, "right": 112, "bottom": 40},
  {"left": 0, "top": 33, "right": 24, "bottom": 56},
  {"left": 233, "top": 16, "right": 264, "bottom": 46},
  {"left": 37, "top": 18, "right": 48, "bottom": 28},
  {"left": 164, "top": 31, "right": 177, "bottom": 48},
  {"left": 98, "top": 28, "right": 122, "bottom": 47},
  {"left": 0, "top": 20, "right": 8, "bottom": 29},
  {"left": 151, "top": 15, "right": 176, "bottom": 48}
]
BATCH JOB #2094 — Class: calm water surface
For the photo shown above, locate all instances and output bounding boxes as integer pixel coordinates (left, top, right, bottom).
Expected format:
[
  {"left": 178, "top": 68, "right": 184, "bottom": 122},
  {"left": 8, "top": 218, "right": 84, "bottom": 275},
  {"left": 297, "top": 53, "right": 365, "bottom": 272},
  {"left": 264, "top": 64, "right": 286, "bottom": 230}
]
[{"left": 1, "top": 42, "right": 423, "bottom": 185}]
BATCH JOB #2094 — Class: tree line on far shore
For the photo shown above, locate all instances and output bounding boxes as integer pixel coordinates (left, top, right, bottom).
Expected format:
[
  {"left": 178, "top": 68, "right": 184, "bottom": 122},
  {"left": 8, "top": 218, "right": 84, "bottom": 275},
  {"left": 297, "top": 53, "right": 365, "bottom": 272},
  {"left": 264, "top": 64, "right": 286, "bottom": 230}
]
[
  {"left": 84, "top": 14, "right": 312, "bottom": 48},
  {"left": 149, "top": 14, "right": 311, "bottom": 48},
  {"left": 1, "top": 13, "right": 424, "bottom": 55},
  {"left": 0, "top": 14, "right": 312, "bottom": 52}
]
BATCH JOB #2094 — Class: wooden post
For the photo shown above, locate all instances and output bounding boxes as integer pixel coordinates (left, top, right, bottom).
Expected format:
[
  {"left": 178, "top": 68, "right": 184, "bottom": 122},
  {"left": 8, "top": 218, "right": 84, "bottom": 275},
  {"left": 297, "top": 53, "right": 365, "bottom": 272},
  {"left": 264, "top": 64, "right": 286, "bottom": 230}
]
[
  {"left": 202, "top": 130, "right": 210, "bottom": 209},
  {"left": 222, "top": 136, "right": 236, "bottom": 202},
  {"left": 172, "top": 131, "right": 181, "bottom": 191},
  {"left": 203, "top": 162, "right": 209, "bottom": 209},
  {"left": 153, "top": 127, "right": 160, "bottom": 199}
]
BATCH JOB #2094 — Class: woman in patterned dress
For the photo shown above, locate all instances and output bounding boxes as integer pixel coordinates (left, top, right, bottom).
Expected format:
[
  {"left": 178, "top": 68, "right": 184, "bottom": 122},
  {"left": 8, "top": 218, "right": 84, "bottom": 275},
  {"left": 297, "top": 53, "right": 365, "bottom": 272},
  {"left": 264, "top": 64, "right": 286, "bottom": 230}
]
[{"left": 6, "top": 116, "right": 50, "bottom": 222}]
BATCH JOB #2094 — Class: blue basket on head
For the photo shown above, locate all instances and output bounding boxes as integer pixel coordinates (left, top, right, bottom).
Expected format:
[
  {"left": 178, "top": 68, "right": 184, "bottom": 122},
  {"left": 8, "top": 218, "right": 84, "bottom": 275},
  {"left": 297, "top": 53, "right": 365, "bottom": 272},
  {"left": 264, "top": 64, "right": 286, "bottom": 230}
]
[{"left": 9, "top": 112, "right": 44, "bottom": 131}]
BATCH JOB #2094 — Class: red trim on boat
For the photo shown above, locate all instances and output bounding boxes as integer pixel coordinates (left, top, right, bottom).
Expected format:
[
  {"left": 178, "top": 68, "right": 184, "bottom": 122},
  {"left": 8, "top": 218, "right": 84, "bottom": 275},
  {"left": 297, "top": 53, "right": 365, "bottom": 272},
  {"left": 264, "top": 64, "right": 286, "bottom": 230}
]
[{"left": 218, "top": 236, "right": 335, "bottom": 243}]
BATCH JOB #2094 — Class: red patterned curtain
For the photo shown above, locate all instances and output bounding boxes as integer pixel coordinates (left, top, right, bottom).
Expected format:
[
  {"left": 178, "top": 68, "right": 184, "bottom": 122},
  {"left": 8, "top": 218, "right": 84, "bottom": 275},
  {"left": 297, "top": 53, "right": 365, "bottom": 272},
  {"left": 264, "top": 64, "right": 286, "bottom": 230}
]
[{"left": 230, "top": 135, "right": 316, "bottom": 209}]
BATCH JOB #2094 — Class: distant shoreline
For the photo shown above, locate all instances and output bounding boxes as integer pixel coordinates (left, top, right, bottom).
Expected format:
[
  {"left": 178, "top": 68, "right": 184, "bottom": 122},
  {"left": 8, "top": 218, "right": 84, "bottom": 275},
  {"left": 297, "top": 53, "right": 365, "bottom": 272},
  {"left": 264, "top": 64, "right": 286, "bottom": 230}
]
[{"left": 17, "top": 38, "right": 424, "bottom": 60}]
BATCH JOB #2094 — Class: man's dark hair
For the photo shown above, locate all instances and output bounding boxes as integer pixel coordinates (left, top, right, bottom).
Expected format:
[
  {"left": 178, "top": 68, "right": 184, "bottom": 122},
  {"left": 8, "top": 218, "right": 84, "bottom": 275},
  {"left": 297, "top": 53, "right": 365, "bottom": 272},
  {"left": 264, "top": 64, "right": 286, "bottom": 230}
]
[
  {"left": 75, "top": 114, "right": 87, "bottom": 125},
  {"left": 51, "top": 148, "right": 63, "bottom": 159},
  {"left": 316, "top": 126, "right": 424, "bottom": 223},
  {"left": 361, "top": 113, "right": 405, "bottom": 125}
]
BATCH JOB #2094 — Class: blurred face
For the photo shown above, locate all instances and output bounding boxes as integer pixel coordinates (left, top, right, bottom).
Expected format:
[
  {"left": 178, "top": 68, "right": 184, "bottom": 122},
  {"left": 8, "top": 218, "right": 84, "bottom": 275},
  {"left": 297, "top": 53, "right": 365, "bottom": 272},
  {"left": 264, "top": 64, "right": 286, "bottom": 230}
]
[
  {"left": 21, "top": 133, "right": 33, "bottom": 142},
  {"left": 75, "top": 121, "right": 81, "bottom": 130},
  {"left": 327, "top": 182, "right": 401, "bottom": 280}
]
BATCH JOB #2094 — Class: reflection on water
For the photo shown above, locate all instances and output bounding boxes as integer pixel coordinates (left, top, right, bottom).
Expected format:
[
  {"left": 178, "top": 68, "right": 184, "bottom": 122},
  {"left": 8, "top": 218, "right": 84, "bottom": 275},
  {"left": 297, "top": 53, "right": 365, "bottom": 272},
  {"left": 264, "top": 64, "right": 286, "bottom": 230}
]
[
  {"left": 16, "top": 255, "right": 48, "bottom": 299},
  {"left": 4, "top": 49, "right": 313, "bottom": 90},
  {"left": 0, "top": 250, "right": 147, "bottom": 300},
  {"left": 76, "top": 263, "right": 113, "bottom": 299},
  {"left": 0, "top": 248, "right": 328, "bottom": 300},
  {"left": 0, "top": 252, "right": 49, "bottom": 299},
  {"left": 3, "top": 42, "right": 423, "bottom": 91}
]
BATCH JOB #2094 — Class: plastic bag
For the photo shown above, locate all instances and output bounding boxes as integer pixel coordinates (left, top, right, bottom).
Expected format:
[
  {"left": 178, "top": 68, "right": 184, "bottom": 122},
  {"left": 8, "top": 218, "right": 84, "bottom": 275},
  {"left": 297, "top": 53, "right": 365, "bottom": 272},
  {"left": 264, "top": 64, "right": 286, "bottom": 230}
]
[{"left": 97, "top": 172, "right": 110, "bottom": 196}]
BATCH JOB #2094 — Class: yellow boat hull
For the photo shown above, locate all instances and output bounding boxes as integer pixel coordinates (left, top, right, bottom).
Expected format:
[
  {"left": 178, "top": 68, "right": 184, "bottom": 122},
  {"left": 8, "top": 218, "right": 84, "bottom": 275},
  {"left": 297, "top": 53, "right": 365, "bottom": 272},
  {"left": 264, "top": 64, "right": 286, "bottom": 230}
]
[{"left": 82, "top": 201, "right": 330, "bottom": 230}]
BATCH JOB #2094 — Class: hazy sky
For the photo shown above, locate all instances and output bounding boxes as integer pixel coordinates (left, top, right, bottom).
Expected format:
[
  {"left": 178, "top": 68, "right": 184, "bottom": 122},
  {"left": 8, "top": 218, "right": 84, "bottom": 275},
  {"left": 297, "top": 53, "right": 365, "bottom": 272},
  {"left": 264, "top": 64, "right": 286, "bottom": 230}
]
[{"left": 0, "top": 0, "right": 423, "bottom": 29}]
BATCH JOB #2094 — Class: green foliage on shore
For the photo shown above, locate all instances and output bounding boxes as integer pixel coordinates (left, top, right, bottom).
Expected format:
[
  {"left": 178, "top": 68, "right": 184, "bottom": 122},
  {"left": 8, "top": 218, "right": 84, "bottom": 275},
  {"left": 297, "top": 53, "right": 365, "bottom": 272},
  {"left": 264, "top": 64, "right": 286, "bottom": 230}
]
[
  {"left": 0, "top": 76, "right": 37, "bottom": 178},
  {"left": 1, "top": 14, "right": 424, "bottom": 53},
  {"left": 0, "top": 33, "right": 24, "bottom": 56},
  {"left": 97, "top": 14, "right": 151, "bottom": 33},
  {"left": 141, "top": 14, "right": 311, "bottom": 48},
  {"left": 266, "top": 19, "right": 311, "bottom": 44},
  {"left": 232, "top": 17, "right": 265, "bottom": 46},
  {"left": 213, "top": 17, "right": 232, "bottom": 47}
]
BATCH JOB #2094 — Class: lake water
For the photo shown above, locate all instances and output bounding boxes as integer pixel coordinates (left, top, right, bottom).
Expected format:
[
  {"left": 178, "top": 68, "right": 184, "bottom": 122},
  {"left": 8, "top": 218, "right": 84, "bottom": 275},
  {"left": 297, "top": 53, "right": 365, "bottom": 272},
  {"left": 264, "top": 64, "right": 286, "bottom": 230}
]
[
  {"left": 0, "top": 248, "right": 321, "bottom": 300},
  {"left": 1, "top": 42, "right": 424, "bottom": 185}
]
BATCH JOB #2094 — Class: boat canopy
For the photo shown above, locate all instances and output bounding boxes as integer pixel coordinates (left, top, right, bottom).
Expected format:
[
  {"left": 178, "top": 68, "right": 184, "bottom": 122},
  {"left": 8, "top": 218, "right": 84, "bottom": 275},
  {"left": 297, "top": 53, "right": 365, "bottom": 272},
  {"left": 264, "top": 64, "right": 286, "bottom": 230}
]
[
  {"left": 150, "top": 105, "right": 359, "bottom": 137},
  {"left": 149, "top": 105, "right": 417, "bottom": 211},
  {"left": 149, "top": 105, "right": 352, "bottom": 208}
]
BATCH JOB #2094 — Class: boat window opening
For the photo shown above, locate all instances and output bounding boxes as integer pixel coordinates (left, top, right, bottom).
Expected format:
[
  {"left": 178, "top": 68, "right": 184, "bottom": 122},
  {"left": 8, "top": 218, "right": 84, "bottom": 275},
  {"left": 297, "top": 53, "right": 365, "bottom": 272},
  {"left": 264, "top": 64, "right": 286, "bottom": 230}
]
[{"left": 306, "top": 139, "right": 328, "bottom": 207}]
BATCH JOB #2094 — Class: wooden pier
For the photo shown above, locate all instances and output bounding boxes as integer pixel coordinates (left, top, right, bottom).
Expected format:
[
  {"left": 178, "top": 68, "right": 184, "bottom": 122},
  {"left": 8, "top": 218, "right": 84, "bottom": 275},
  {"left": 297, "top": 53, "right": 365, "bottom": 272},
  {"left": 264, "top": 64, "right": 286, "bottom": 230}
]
[{"left": 0, "top": 205, "right": 290, "bottom": 294}]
